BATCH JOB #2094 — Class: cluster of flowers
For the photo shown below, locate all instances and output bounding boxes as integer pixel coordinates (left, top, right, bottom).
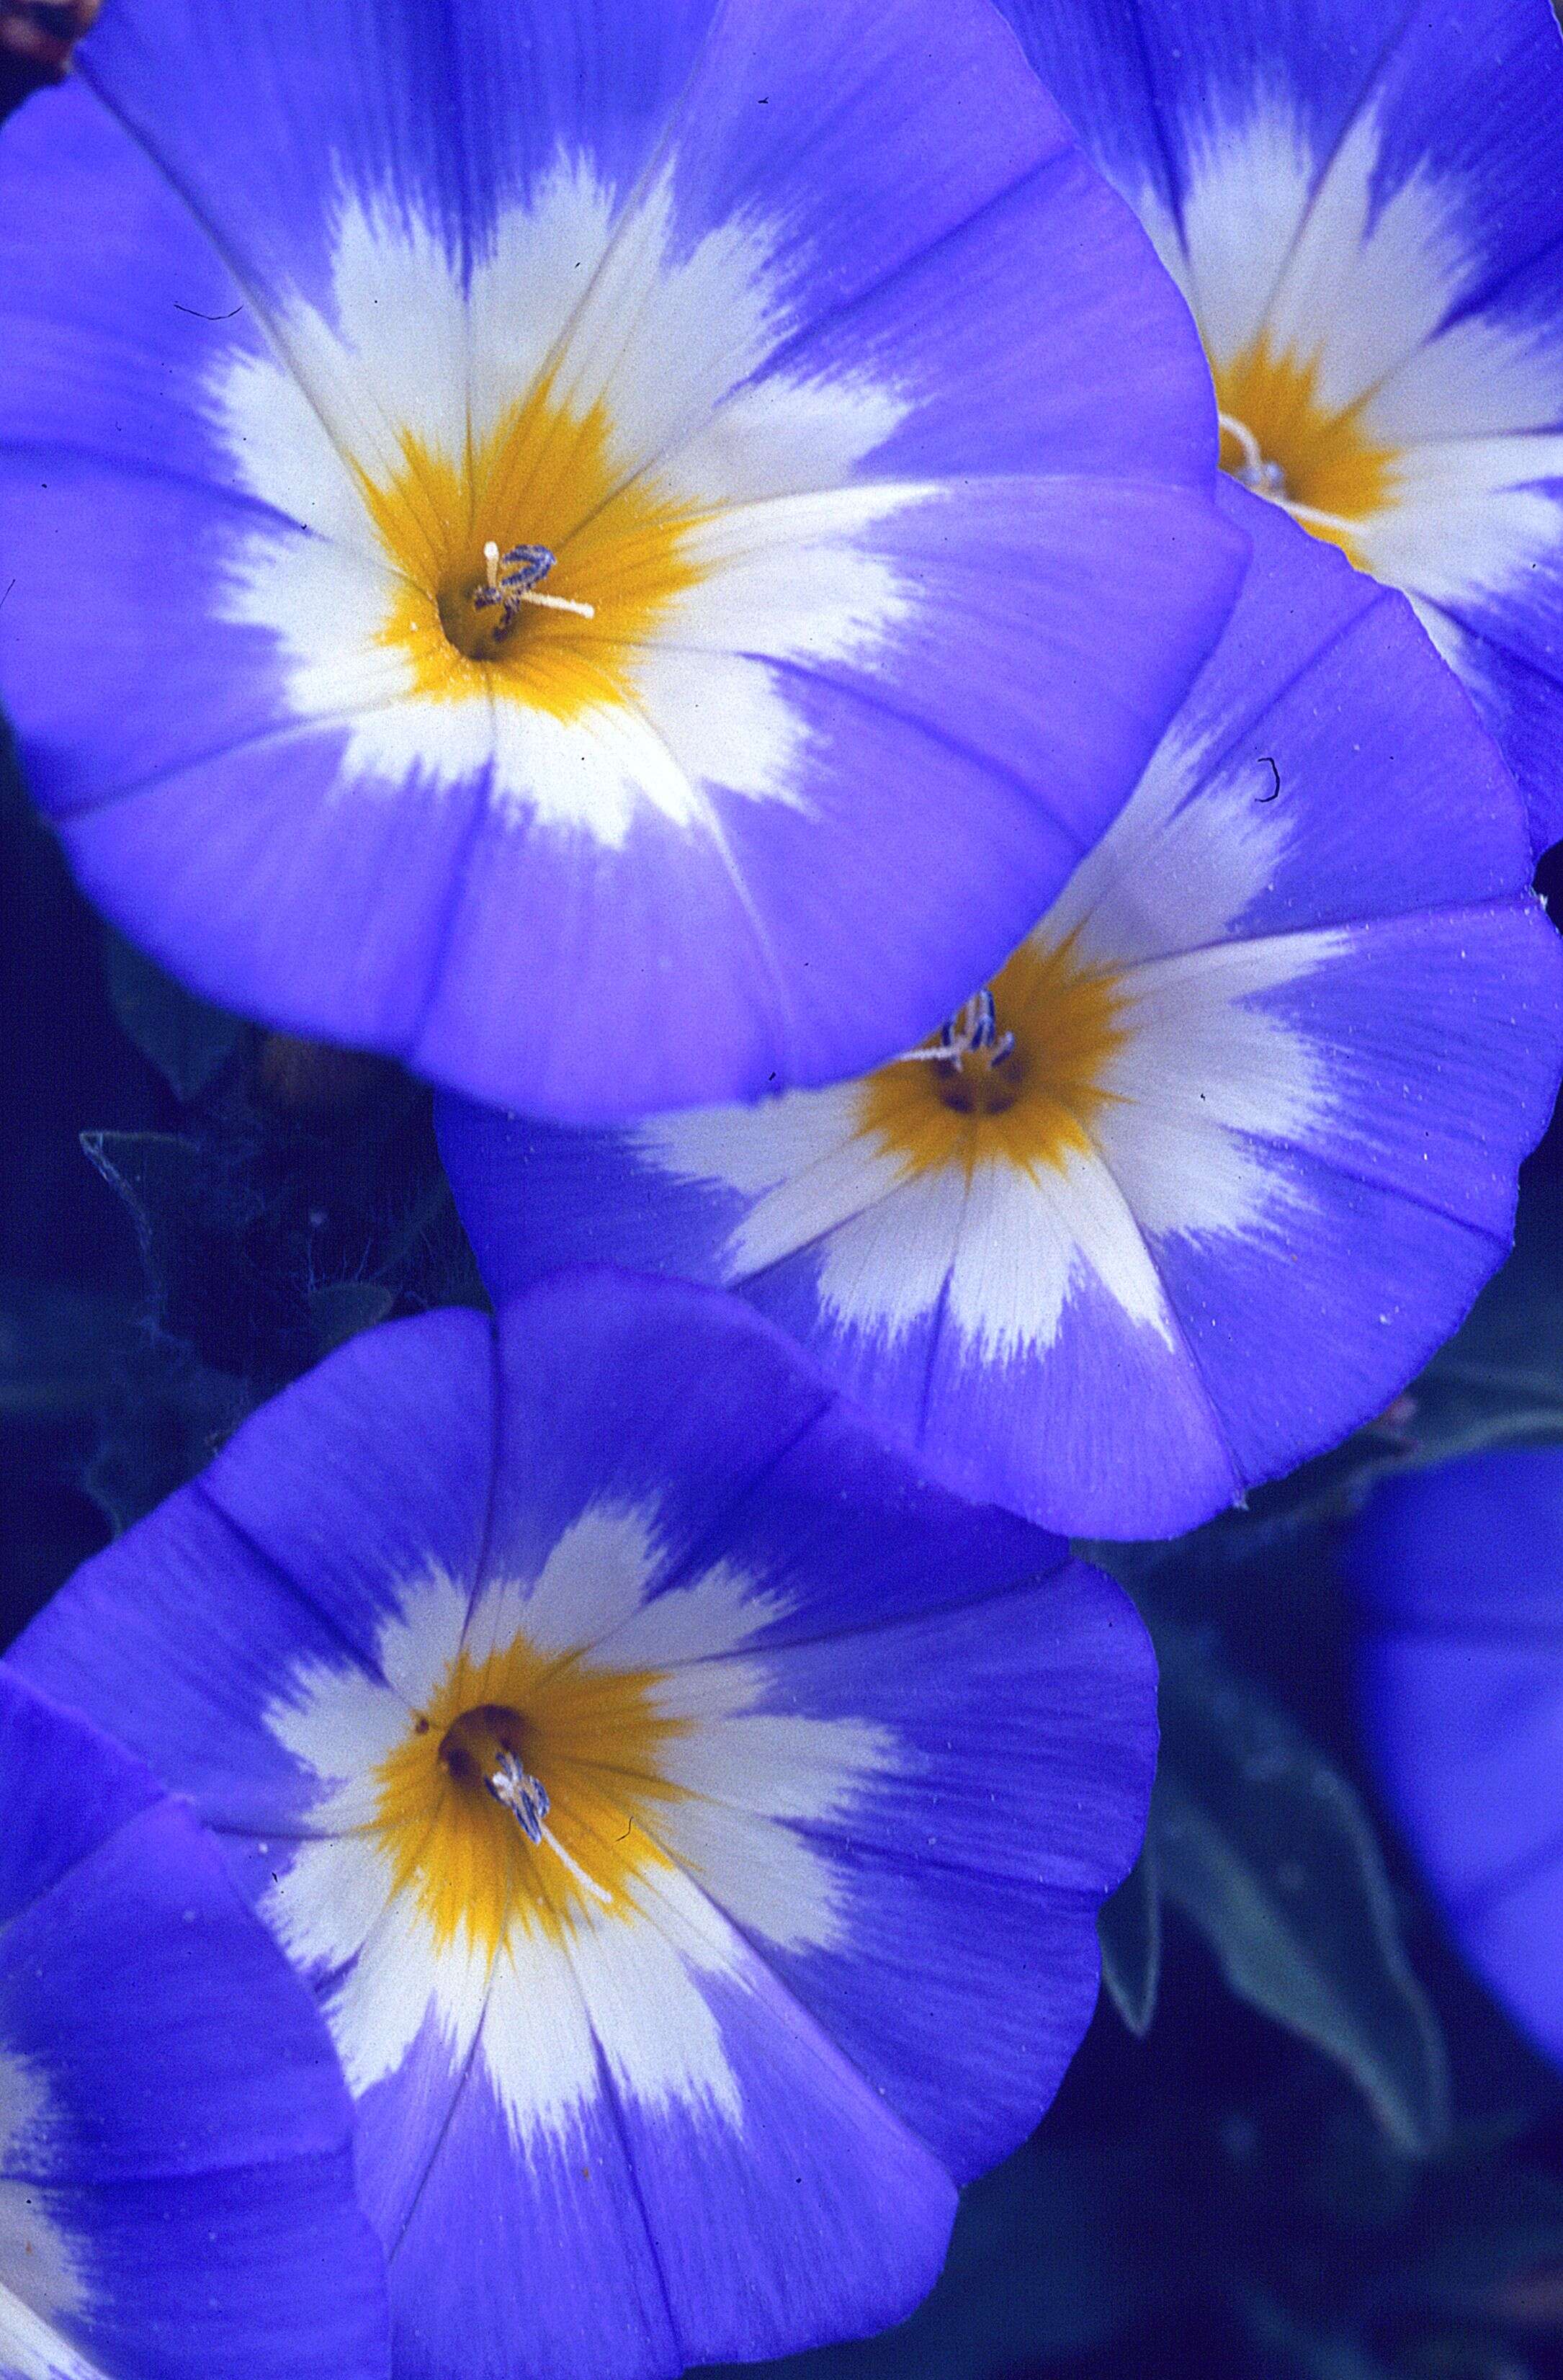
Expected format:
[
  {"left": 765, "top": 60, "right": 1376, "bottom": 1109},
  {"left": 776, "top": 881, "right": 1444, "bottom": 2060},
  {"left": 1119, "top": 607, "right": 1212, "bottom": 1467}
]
[{"left": 4, "top": 0, "right": 1563, "bottom": 2374}]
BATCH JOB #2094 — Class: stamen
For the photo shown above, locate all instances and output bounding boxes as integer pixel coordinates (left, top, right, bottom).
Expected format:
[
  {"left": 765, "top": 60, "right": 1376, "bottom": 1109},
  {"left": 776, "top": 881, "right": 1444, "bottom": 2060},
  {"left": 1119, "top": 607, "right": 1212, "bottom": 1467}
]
[
  {"left": 488, "top": 1750, "right": 550, "bottom": 1843},
  {"left": 1218, "top": 410, "right": 1287, "bottom": 497},
  {"left": 475, "top": 540, "right": 596, "bottom": 630},
  {"left": 896, "top": 987, "right": 1015, "bottom": 1069},
  {"left": 540, "top": 1825, "right": 614, "bottom": 1907},
  {"left": 486, "top": 1753, "right": 614, "bottom": 1907},
  {"left": 1281, "top": 496, "right": 1369, "bottom": 538}
]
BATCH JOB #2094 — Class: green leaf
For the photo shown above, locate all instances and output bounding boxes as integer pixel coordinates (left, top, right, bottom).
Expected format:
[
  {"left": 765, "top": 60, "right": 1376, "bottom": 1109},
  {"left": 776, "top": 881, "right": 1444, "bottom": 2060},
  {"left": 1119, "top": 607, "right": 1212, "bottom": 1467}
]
[
  {"left": 1152, "top": 1621, "right": 1450, "bottom": 2157},
  {"left": 79, "top": 1129, "right": 277, "bottom": 1370},
  {"left": 695, "top": 2134, "right": 1168, "bottom": 2380},
  {"left": 102, "top": 929, "right": 248, "bottom": 1102},
  {"left": 1237, "top": 2289, "right": 1397, "bottom": 2380},
  {"left": 1398, "top": 2164, "right": 1563, "bottom": 2325},
  {"left": 80, "top": 1354, "right": 255, "bottom": 1534},
  {"left": 1410, "top": 1164, "right": 1563, "bottom": 1469},
  {"left": 309, "top": 1279, "right": 397, "bottom": 1355},
  {"left": 0, "top": 1279, "right": 141, "bottom": 1417},
  {"left": 1098, "top": 1841, "right": 1161, "bottom": 2037}
]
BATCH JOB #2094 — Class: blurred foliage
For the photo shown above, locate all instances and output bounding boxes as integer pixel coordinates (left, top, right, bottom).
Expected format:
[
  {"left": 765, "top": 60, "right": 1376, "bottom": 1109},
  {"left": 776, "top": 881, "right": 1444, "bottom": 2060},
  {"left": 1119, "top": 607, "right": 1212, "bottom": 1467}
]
[{"left": 6, "top": 711, "right": 1563, "bottom": 2379}]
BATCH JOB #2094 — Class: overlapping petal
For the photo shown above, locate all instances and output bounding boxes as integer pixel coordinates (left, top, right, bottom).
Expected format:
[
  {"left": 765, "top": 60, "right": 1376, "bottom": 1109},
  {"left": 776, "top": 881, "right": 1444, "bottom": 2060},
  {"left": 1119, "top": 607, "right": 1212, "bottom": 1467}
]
[
  {"left": 7, "top": 1275, "right": 1155, "bottom": 2380},
  {"left": 1000, "top": 0, "right": 1563, "bottom": 853},
  {"left": 440, "top": 488, "right": 1563, "bottom": 1538},
  {"left": 0, "top": 0, "right": 1242, "bottom": 1117},
  {"left": 0, "top": 1668, "right": 389, "bottom": 2380},
  {"left": 1350, "top": 1446, "right": 1563, "bottom": 2070}
]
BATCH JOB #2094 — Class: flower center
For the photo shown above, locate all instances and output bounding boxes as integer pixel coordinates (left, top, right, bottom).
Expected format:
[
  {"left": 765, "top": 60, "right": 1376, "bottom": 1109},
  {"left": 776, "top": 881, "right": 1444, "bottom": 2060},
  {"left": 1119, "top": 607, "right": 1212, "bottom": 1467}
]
[
  {"left": 356, "top": 375, "right": 708, "bottom": 715},
  {"left": 372, "top": 1634, "right": 692, "bottom": 1955},
  {"left": 449, "top": 540, "right": 596, "bottom": 657},
  {"left": 857, "top": 936, "right": 1128, "bottom": 1181},
  {"left": 1213, "top": 336, "right": 1402, "bottom": 564},
  {"left": 894, "top": 989, "right": 1024, "bottom": 1116},
  {"left": 438, "top": 1701, "right": 612, "bottom": 1905}
]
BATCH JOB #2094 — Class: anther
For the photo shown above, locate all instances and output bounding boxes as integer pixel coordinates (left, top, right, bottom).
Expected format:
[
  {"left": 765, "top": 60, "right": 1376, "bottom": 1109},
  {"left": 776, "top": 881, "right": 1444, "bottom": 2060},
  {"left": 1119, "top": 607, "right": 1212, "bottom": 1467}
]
[
  {"left": 896, "top": 988, "right": 1014, "bottom": 1070},
  {"left": 1219, "top": 411, "right": 1275, "bottom": 488},
  {"left": 488, "top": 1750, "right": 550, "bottom": 1843},
  {"left": 486, "top": 1753, "right": 614, "bottom": 1908},
  {"left": 475, "top": 539, "right": 596, "bottom": 629},
  {"left": 1218, "top": 411, "right": 1364, "bottom": 537}
]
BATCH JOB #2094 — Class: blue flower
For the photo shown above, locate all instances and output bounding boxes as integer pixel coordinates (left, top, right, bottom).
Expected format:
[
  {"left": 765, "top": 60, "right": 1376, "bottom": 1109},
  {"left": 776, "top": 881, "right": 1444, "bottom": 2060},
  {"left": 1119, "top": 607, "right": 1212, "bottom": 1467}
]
[
  {"left": 0, "top": 0, "right": 1242, "bottom": 1122},
  {"left": 998, "top": 0, "right": 1563, "bottom": 855},
  {"left": 6, "top": 1274, "right": 1157, "bottom": 2380},
  {"left": 1351, "top": 1445, "right": 1563, "bottom": 2071},
  {"left": 0, "top": 1667, "right": 389, "bottom": 2380},
  {"left": 438, "top": 489, "right": 1563, "bottom": 1541}
]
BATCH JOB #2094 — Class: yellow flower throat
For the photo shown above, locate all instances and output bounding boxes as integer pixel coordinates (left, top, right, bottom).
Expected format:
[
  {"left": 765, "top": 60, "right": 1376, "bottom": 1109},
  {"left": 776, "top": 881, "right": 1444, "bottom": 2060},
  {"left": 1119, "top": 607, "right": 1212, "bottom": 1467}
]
[
  {"left": 858, "top": 936, "right": 1129, "bottom": 1182},
  {"left": 371, "top": 1631, "right": 692, "bottom": 1959},
  {"left": 359, "top": 376, "right": 708, "bottom": 720},
  {"left": 1214, "top": 336, "right": 1402, "bottom": 565}
]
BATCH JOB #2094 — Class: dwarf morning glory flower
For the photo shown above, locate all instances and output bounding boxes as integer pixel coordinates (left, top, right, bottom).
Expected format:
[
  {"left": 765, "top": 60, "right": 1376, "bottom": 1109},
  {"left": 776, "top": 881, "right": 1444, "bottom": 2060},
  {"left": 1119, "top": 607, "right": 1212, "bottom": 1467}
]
[
  {"left": 6, "top": 1275, "right": 1156, "bottom": 2380},
  {"left": 0, "top": 1667, "right": 389, "bottom": 2380},
  {"left": 0, "top": 0, "right": 1242, "bottom": 1123},
  {"left": 439, "top": 487, "right": 1563, "bottom": 1542},
  {"left": 1351, "top": 1446, "right": 1563, "bottom": 2070},
  {"left": 998, "top": 0, "right": 1563, "bottom": 854}
]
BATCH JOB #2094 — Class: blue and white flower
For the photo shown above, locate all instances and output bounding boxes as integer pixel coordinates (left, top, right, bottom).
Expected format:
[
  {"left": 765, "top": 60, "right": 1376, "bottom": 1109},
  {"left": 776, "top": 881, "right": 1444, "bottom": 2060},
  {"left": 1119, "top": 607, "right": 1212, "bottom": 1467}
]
[
  {"left": 0, "top": 1668, "right": 388, "bottom": 2380},
  {"left": 439, "top": 490, "right": 1563, "bottom": 1539},
  {"left": 0, "top": 0, "right": 1242, "bottom": 1119},
  {"left": 8, "top": 1276, "right": 1156, "bottom": 2380},
  {"left": 1351, "top": 1444, "right": 1563, "bottom": 2072},
  {"left": 1000, "top": 0, "right": 1563, "bottom": 853}
]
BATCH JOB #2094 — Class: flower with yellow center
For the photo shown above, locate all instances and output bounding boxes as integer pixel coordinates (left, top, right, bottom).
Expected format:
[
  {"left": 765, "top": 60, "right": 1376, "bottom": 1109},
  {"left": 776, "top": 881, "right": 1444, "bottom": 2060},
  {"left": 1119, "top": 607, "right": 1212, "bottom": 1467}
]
[
  {"left": 0, "top": 0, "right": 1249, "bottom": 1124},
  {"left": 358, "top": 377, "right": 708, "bottom": 735},
  {"left": 998, "top": 0, "right": 1563, "bottom": 854},
  {"left": 365, "top": 1620, "right": 692, "bottom": 1956},
  {"left": 442, "top": 486, "right": 1563, "bottom": 1544},
  {"left": 855, "top": 939, "right": 1130, "bottom": 1186},
  {"left": 11, "top": 1283, "right": 1160, "bottom": 2380}
]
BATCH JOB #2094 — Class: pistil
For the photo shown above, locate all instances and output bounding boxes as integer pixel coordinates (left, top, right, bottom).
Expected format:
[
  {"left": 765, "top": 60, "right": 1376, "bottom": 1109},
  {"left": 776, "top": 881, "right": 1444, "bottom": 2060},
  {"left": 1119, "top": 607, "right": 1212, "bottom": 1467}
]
[
  {"left": 473, "top": 540, "right": 596, "bottom": 631},
  {"left": 897, "top": 988, "right": 1016, "bottom": 1071},
  {"left": 486, "top": 1750, "right": 614, "bottom": 1908},
  {"left": 1217, "top": 409, "right": 1366, "bottom": 540}
]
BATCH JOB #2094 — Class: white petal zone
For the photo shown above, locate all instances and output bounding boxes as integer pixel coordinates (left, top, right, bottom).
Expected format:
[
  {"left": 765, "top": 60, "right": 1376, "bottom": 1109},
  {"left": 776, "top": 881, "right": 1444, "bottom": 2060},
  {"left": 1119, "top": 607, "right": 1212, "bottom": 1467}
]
[
  {"left": 1355, "top": 440, "right": 1563, "bottom": 621},
  {"left": 269, "top": 1833, "right": 449, "bottom": 2098},
  {"left": 1364, "top": 308, "right": 1563, "bottom": 444},
  {"left": 1042, "top": 722, "right": 1300, "bottom": 966},
  {"left": 1163, "top": 97, "right": 1468, "bottom": 403},
  {"left": 1161, "top": 89, "right": 1563, "bottom": 616},
  {"left": 465, "top": 1506, "right": 667, "bottom": 1667},
  {"left": 1260, "top": 115, "right": 1468, "bottom": 414},
  {"left": 1173, "top": 101, "right": 1316, "bottom": 367},
  {"left": 467, "top": 1508, "right": 802, "bottom": 1676},
  {"left": 946, "top": 1146, "right": 1174, "bottom": 1357},
  {"left": 209, "top": 161, "right": 923, "bottom": 843},
  {"left": 816, "top": 1165, "right": 972, "bottom": 1344},
  {"left": 578, "top": 1561, "right": 794, "bottom": 1676},
  {"left": 462, "top": 160, "right": 619, "bottom": 450},
  {"left": 257, "top": 1529, "right": 899, "bottom": 2144},
  {"left": 0, "top": 2283, "right": 107, "bottom": 2380},
  {"left": 0, "top": 2053, "right": 101, "bottom": 2380},
  {"left": 1091, "top": 938, "right": 1343, "bottom": 1240},
  {"left": 653, "top": 1712, "right": 900, "bottom": 1954}
]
